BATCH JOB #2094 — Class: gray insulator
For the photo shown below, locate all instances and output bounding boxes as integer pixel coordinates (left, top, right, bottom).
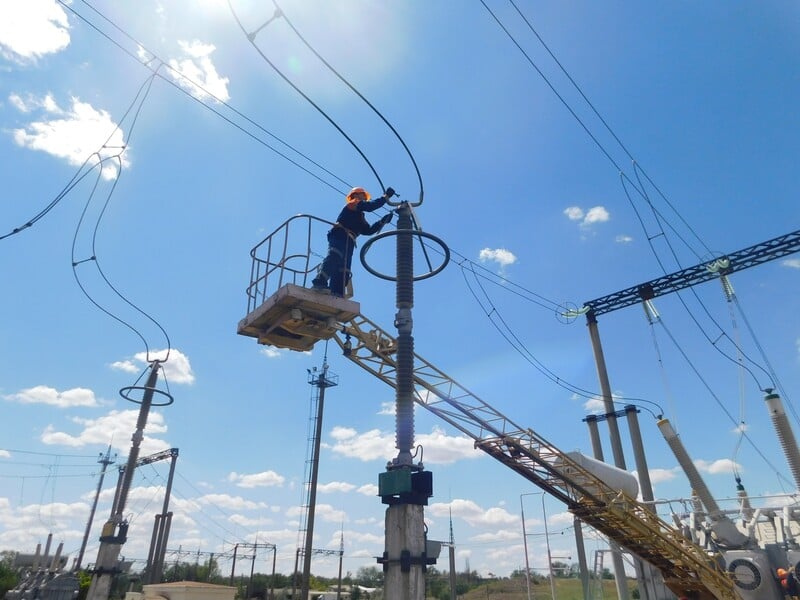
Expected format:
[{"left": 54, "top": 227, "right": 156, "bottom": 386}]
[
  {"left": 396, "top": 208, "right": 413, "bottom": 309},
  {"left": 395, "top": 332, "right": 415, "bottom": 458},
  {"left": 765, "top": 392, "right": 800, "bottom": 490}
]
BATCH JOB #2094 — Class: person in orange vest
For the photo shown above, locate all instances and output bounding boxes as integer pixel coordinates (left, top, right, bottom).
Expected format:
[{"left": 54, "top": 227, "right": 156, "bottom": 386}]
[
  {"left": 312, "top": 186, "right": 395, "bottom": 297},
  {"left": 778, "top": 567, "right": 800, "bottom": 599}
]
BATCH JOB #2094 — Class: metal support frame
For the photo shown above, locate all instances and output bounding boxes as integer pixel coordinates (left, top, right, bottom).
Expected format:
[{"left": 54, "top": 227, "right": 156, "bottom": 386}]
[
  {"left": 582, "top": 228, "right": 800, "bottom": 317},
  {"left": 333, "top": 316, "right": 739, "bottom": 600}
]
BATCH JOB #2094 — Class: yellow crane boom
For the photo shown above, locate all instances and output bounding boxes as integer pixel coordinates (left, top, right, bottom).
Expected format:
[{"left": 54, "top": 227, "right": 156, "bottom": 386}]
[{"left": 334, "top": 312, "right": 740, "bottom": 600}]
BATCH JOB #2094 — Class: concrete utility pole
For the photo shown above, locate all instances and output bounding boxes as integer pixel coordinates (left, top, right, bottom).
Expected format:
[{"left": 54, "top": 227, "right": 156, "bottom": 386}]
[
  {"left": 356, "top": 194, "right": 449, "bottom": 600},
  {"left": 375, "top": 203, "right": 433, "bottom": 600},
  {"left": 144, "top": 448, "right": 179, "bottom": 584},
  {"left": 447, "top": 514, "right": 456, "bottom": 600},
  {"left": 585, "top": 317, "right": 630, "bottom": 600},
  {"left": 86, "top": 361, "right": 165, "bottom": 600},
  {"left": 76, "top": 445, "right": 115, "bottom": 571},
  {"left": 301, "top": 360, "right": 337, "bottom": 600}
]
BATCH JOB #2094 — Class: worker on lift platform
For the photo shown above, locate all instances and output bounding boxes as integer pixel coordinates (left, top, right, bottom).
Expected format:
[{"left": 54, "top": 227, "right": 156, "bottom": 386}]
[
  {"left": 312, "top": 186, "right": 395, "bottom": 297},
  {"left": 778, "top": 567, "right": 800, "bottom": 599}
]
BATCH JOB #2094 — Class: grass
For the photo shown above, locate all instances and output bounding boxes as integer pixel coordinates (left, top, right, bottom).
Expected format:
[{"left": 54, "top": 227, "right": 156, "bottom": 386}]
[{"left": 455, "top": 576, "right": 639, "bottom": 600}]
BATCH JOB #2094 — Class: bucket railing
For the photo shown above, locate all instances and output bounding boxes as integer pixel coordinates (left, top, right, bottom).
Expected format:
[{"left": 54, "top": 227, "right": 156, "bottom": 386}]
[{"left": 245, "top": 214, "right": 334, "bottom": 314}]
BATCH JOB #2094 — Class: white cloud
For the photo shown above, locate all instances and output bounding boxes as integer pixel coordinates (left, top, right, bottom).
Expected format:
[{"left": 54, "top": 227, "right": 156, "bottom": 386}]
[
  {"left": 315, "top": 504, "right": 348, "bottom": 523},
  {"left": 469, "top": 529, "right": 519, "bottom": 543},
  {"left": 168, "top": 40, "right": 230, "bottom": 102},
  {"left": 547, "top": 510, "right": 575, "bottom": 528},
  {"left": 646, "top": 467, "right": 679, "bottom": 484},
  {"left": 228, "top": 470, "right": 285, "bottom": 488},
  {"left": 326, "top": 427, "right": 390, "bottom": 461},
  {"left": 260, "top": 347, "right": 311, "bottom": 359},
  {"left": 5, "top": 501, "right": 88, "bottom": 531},
  {"left": 782, "top": 259, "right": 800, "bottom": 269},
  {"left": 429, "top": 499, "right": 518, "bottom": 528},
  {"left": 286, "top": 503, "right": 347, "bottom": 523},
  {"left": 197, "top": 493, "right": 268, "bottom": 511},
  {"left": 40, "top": 409, "right": 169, "bottom": 455},
  {"left": 0, "top": 0, "right": 70, "bottom": 62},
  {"left": 584, "top": 206, "right": 610, "bottom": 224},
  {"left": 111, "top": 348, "right": 195, "bottom": 384},
  {"left": 318, "top": 481, "right": 356, "bottom": 494},
  {"left": 326, "top": 425, "right": 479, "bottom": 465},
  {"left": 583, "top": 397, "right": 605, "bottom": 414},
  {"left": 0, "top": 450, "right": 10, "bottom": 458},
  {"left": 357, "top": 483, "right": 378, "bottom": 497},
  {"left": 229, "top": 514, "right": 274, "bottom": 527},
  {"left": 694, "top": 458, "right": 740, "bottom": 475},
  {"left": 583, "top": 392, "right": 623, "bottom": 414},
  {"left": 564, "top": 205, "right": 611, "bottom": 228},
  {"left": 479, "top": 248, "right": 517, "bottom": 269},
  {"left": 615, "top": 234, "right": 633, "bottom": 243},
  {"left": 416, "top": 426, "right": 481, "bottom": 465},
  {"left": 4, "top": 385, "right": 100, "bottom": 408},
  {"left": 11, "top": 95, "right": 130, "bottom": 180}
]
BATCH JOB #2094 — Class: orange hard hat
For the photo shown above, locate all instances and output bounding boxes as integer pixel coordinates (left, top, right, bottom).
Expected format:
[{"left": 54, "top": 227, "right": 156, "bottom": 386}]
[
  {"left": 346, "top": 187, "right": 371, "bottom": 202},
  {"left": 778, "top": 568, "right": 788, "bottom": 577}
]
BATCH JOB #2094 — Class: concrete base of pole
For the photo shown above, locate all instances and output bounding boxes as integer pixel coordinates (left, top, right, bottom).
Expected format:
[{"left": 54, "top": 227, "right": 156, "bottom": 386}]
[{"left": 384, "top": 504, "right": 426, "bottom": 600}]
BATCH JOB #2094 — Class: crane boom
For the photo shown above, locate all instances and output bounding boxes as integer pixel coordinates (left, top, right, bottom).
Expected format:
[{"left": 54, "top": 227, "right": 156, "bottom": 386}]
[{"left": 334, "top": 313, "right": 739, "bottom": 600}]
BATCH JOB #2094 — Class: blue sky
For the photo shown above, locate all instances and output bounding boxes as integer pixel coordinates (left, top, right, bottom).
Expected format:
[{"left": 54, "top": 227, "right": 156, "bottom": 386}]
[{"left": 1, "top": 0, "right": 799, "bottom": 583}]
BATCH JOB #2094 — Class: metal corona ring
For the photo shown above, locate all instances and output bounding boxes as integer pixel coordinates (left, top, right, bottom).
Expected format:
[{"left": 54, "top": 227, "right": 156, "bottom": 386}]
[
  {"left": 119, "top": 385, "right": 175, "bottom": 407},
  {"left": 359, "top": 229, "right": 450, "bottom": 282}
]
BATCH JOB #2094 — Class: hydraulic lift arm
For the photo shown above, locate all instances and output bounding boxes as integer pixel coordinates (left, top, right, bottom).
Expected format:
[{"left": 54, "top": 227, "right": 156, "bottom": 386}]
[{"left": 334, "top": 313, "right": 740, "bottom": 600}]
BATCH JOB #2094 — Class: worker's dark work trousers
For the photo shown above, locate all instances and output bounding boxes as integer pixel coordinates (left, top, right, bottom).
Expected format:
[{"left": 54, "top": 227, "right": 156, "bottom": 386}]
[{"left": 319, "top": 233, "right": 354, "bottom": 297}]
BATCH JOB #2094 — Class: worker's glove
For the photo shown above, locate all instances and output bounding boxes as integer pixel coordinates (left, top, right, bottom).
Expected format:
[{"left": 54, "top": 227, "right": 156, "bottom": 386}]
[
  {"left": 379, "top": 213, "right": 393, "bottom": 226},
  {"left": 384, "top": 187, "right": 395, "bottom": 199}
]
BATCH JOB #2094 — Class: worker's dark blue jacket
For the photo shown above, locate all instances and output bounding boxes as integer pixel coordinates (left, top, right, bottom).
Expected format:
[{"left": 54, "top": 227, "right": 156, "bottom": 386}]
[{"left": 328, "top": 196, "right": 387, "bottom": 246}]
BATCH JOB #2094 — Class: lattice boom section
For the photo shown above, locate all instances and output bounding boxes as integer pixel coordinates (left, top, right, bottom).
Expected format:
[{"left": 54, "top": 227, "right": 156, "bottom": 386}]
[
  {"left": 469, "top": 438, "right": 738, "bottom": 599},
  {"left": 337, "top": 314, "right": 739, "bottom": 600}
]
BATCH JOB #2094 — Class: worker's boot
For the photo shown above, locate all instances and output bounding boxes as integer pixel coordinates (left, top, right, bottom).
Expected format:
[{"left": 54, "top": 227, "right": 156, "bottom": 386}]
[{"left": 311, "top": 273, "right": 329, "bottom": 293}]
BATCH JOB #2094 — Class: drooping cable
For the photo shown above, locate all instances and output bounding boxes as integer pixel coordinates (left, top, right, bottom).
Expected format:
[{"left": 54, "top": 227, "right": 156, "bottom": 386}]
[
  {"left": 730, "top": 292, "right": 800, "bottom": 429},
  {"left": 483, "top": 0, "right": 713, "bottom": 266},
  {"left": 415, "top": 235, "right": 565, "bottom": 314},
  {"left": 488, "top": 1, "right": 782, "bottom": 413},
  {"left": 654, "top": 315, "right": 793, "bottom": 489},
  {"left": 486, "top": 0, "right": 784, "bottom": 403},
  {"left": 0, "top": 448, "right": 103, "bottom": 459},
  {"left": 59, "top": 0, "right": 350, "bottom": 196},
  {"left": 631, "top": 165, "right": 704, "bottom": 264},
  {"left": 643, "top": 300, "right": 679, "bottom": 429},
  {"left": 507, "top": 0, "right": 712, "bottom": 257},
  {"left": 172, "top": 472, "right": 254, "bottom": 545},
  {"left": 620, "top": 174, "right": 772, "bottom": 392},
  {"left": 719, "top": 276, "right": 749, "bottom": 432},
  {"left": 0, "top": 151, "right": 120, "bottom": 241},
  {"left": 647, "top": 299, "right": 750, "bottom": 485},
  {"left": 461, "top": 260, "right": 664, "bottom": 419},
  {"left": 226, "top": 0, "right": 386, "bottom": 193},
  {"left": 270, "top": 0, "right": 424, "bottom": 203},
  {"left": 69, "top": 70, "right": 172, "bottom": 363}
]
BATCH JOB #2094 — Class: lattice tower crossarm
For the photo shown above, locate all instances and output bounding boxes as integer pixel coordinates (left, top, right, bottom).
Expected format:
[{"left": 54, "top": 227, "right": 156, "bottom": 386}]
[
  {"left": 582, "top": 228, "right": 800, "bottom": 317},
  {"left": 333, "top": 313, "right": 741, "bottom": 600}
]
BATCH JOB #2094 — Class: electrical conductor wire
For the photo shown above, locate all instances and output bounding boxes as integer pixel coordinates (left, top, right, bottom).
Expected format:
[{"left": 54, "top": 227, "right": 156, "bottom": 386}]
[
  {"left": 58, "top": 0, "right": 350, "bottom": 196},
  {"left": 226, "top": 0, "right": 388, "bottom": 194},
  {"left": 269, "top": 0, "right": 425, "bottom": 204}
]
